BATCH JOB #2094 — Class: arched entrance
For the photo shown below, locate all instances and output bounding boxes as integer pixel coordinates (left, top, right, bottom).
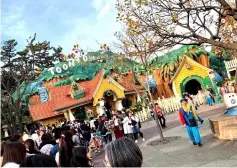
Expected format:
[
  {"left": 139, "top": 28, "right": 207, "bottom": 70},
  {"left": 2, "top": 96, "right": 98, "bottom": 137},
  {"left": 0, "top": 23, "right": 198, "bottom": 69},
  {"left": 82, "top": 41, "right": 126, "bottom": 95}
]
[
  {"left": 185, "top": 79, "right": 202, "bottom": 95},
  {"left": 103, "top": 90, "right": 117, "bottom": 119}
]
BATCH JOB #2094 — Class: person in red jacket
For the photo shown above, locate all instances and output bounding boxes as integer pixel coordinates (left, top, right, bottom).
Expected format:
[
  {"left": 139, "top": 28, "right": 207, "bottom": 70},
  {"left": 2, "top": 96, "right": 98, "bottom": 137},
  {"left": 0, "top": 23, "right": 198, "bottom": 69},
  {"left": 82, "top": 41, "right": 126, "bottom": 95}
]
[{"left": 155, "top": 103, "right": 166, "bottom": 128}]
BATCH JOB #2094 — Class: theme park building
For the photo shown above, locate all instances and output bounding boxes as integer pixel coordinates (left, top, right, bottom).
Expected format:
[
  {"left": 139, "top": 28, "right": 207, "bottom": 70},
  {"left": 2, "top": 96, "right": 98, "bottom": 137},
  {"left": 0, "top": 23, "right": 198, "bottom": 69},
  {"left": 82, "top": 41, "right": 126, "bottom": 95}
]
[
  {"left": 24, "top": 45, "right": 233, "bottom": 125},
  {"left": 29, "top": 69, "right": 145, "bottom": 125}
]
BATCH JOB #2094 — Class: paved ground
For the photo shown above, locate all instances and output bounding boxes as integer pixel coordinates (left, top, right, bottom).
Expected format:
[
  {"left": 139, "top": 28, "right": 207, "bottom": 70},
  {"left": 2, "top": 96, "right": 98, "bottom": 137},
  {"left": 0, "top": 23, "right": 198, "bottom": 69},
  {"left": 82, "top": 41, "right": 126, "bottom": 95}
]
[{"left": 92, "top": 104, "right": 237, "bottom": 167}]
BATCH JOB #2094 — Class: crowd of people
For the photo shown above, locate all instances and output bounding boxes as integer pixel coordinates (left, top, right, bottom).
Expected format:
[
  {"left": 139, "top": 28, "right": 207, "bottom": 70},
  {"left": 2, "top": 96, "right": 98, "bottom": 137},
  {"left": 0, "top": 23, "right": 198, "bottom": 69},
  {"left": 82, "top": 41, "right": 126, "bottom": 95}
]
[
  {"left": 1, "top": 109, "right": 146, "bottom": 167},
  {"left": 2, "top": 84, "right": 235, "bottom": 167}
]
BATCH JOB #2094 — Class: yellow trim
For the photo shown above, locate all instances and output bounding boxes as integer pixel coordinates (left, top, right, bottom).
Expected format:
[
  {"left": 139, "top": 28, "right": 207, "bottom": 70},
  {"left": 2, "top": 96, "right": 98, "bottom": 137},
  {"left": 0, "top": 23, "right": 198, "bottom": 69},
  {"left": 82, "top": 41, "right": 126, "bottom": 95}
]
[
  {"left": 93, "top": 78, "right": 125, "bottom": 106},
  {"left": 92, "top": 69, "right": 105, "bottom": 98},
  {"left": 108, "top": 77, "right": 126, "bottom": 91},
  {"left": 170, "top": 56, "right": 212, "bottom": 83}
]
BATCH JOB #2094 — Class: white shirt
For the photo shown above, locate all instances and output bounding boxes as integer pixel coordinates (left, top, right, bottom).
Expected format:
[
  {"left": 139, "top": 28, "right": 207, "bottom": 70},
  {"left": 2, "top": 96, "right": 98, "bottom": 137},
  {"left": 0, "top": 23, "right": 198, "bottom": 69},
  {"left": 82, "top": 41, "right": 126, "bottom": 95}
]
[
  {"left": 122, "top": 117, "right": 133, "bottom": 134},
  {"left": 114, "top": 118, "right": 119, "bottom": 126},
  {"left": 2, "top": 162, "right": 19, "bottom": 168}
]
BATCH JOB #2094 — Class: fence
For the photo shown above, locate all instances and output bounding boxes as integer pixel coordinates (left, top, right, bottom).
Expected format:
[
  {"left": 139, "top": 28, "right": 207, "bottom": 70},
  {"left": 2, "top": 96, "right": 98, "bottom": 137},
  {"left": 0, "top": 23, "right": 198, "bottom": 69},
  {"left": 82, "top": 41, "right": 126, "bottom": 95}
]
[
  {"left": 135, "top": 92, "right": 207, "bottom": 122},
  {"left": 224, "top": 59, "right": 237, "bottom": 79}
]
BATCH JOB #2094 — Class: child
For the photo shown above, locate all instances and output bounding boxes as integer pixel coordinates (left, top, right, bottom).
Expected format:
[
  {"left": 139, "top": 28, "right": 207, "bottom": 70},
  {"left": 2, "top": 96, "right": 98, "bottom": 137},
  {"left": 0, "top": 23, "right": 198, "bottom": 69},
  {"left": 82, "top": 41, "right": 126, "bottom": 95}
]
[{"left": 89, "top": 132, "right": 100, "bottom": 153}]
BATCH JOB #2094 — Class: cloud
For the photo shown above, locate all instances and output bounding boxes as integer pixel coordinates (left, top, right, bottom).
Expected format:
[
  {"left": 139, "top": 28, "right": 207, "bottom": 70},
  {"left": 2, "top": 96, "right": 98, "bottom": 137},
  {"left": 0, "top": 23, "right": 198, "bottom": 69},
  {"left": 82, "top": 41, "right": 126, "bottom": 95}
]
[
  {"left": 91, "top": 0, "right": 105, "bottom": 10},
  {"left": 58, "top": 12, "right": 121, "bottom": 53},
  {"left": 1, "top": 5, "right": 32, "bottom": 46},
  {"left": 57, "top": 0, "right": 121, "bottom": 53},
  {"left": 1, "top": 0, "right": 122, "bottom": 53},
  {"left": 91, "top": 0, "right": 115, "bottom": 20}
]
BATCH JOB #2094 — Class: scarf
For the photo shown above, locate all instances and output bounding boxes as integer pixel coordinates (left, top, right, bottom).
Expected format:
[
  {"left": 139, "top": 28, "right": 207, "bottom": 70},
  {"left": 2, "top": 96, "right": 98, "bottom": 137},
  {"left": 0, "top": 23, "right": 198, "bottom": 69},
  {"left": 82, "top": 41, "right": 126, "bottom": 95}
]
[{"left": 181, "top": 103, "right": 198, "bottom": 120}]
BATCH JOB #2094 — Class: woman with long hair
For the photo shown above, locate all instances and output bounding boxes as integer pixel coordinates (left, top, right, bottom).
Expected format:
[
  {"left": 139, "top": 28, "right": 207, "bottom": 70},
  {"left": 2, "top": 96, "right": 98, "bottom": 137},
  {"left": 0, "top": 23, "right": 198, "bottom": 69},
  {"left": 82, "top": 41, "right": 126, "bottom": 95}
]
[
  {"left": 2, "top": 142, "right": 26, "bottom": 168},
  {"left": 56, "top": 130, "right": 74, "bottom": 167},
  {"left": 0, "top": 142, "right": 9, "bottom": 166},
  {"left": 70, "top": 146, "right": 93, "bottom": 167}
]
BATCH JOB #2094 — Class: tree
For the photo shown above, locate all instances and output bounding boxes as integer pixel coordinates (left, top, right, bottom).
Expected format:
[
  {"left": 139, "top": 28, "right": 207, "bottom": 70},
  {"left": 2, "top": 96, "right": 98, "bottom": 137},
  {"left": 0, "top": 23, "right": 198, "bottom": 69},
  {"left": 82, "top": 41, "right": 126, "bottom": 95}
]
[
  {"left": 24, "top": 33, "right": 63, "bottom": 70},
  {"left": 116, "top": 0, "right": 237, "bottom": 50},
  {"left": 114, "top": 29, "right": 166, "bottom": 141},
  {"left": 1, "top": 35, "right": 63, "bottom": 135}
]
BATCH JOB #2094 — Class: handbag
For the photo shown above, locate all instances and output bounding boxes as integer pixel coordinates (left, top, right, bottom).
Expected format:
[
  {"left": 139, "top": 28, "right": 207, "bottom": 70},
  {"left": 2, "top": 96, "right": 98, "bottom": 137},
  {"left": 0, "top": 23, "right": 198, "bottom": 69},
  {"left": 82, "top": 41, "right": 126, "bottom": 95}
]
[
  {"left": 132, "top": 126, "right": 140, "bottom": 133},
  {"left": 188, "top": 118, "right": 197, "bottom": 127}
]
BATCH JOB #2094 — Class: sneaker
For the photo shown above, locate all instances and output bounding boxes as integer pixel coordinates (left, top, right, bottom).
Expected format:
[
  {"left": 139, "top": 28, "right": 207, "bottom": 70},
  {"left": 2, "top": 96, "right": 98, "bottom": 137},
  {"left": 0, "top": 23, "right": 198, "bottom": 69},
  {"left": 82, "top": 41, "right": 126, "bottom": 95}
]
[
  {"left": 198, "top": 143, "right": 202, "bottom": 147},
  {"left": 142, "top": 138, "right": 145, "bottom": 142},
  {"left": 193, "top": 142, "right": 197, "bottom": 145},
  {"left": 135, "top": 140, "right": 138, "bottom": 143}
]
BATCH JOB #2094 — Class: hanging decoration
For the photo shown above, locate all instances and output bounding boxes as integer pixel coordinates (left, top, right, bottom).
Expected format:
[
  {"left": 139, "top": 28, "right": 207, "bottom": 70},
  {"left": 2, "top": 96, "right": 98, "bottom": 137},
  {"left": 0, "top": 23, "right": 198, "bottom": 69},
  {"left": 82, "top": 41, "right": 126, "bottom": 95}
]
[{"left": 100, "top": 44, "right": 110, "bottom": 52}]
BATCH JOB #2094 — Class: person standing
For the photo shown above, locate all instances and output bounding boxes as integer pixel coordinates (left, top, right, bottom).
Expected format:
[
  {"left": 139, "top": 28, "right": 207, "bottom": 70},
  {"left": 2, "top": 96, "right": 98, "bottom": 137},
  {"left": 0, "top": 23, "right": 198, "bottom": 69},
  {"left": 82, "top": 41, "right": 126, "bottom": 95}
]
[
  {"left": 154, "top": 103, "right": 166, "bottom": 128},
  {"left": 149, "top": 103, "right": 155, "bottom": 120},
  {"left": 113, "top": 114, "right": 124, "bottom": 139},
  {"left": 205, "top": 90, "right": 213, "bottom": 106},
  {"left": 179, "top": 98, "right": 203, "bottom": 147},
  {"left": 122, "top": 112, "right": 134, "bottom": 139},
  {"left": 207, "top": 85, "right": 216, "bottom": 103},
  {"left": 129, "top": 112, "right": 145, "bottom": 143}
]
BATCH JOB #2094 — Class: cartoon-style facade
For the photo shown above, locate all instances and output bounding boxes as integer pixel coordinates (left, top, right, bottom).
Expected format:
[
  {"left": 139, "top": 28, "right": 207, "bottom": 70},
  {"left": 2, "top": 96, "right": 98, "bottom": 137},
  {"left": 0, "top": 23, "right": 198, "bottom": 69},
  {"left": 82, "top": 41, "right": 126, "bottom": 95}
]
[
  {"left": 24, "top": 45, "right": 230, "bottom": 125},
  {"left": 170, "top": 56, "right": 218, "bottom": 97},
  {"left": 28, "top": 70, "right": 145, "bottom": 125}
]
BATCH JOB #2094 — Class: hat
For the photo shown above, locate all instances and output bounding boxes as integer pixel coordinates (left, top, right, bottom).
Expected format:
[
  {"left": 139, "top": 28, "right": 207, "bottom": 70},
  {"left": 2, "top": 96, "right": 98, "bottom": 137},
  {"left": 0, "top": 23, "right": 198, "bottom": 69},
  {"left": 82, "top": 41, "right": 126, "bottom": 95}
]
[{"left": 180, "top": 98, "right": 187, "bottom": 103}]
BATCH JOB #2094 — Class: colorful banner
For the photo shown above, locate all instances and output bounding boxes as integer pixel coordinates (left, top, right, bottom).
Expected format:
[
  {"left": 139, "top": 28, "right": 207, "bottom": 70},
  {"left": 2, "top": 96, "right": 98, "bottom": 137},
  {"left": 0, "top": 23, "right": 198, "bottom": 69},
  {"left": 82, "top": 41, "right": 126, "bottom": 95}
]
[{"left": 38, "top": 87, "right": 48, "bottom": 103}]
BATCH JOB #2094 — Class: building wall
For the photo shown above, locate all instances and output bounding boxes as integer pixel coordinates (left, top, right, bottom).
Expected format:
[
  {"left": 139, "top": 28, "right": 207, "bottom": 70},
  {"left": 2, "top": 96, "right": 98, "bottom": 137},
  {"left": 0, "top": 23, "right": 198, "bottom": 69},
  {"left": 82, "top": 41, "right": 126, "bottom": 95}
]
[
  {"left": 40, "top": 115, "right": 65, "bottom": 126},
  {"left": 173, "top": 58, "right": 210, "bottom": 96},
  {"left": 93, "top": 78, "right": 125, "bottom": 105}
]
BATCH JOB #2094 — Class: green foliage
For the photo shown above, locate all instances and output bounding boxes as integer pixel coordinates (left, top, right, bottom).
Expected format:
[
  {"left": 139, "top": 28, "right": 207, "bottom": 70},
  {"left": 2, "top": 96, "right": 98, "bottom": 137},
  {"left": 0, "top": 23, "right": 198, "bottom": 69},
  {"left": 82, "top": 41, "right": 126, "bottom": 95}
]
[
  {"left": 131, "top": 102, "right": 143, "bottom": 113},
  {"left": 209, "top": 56, "right": 231, "bottom": 75},
  {"left": 150, "top": 45, "right": 198, "bottom": 66},
  {"left": 216, "top": 81, "right": 224, "bottom": 87},
  {"left": 74, "top": 107, "right": 88, "bottom": 120}
]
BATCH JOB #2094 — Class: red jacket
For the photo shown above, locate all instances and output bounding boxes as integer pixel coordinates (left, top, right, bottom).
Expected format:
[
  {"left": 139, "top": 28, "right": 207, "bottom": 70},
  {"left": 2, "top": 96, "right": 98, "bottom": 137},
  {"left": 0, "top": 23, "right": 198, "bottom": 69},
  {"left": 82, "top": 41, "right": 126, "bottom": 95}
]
[
  {"left": 179, "top": 111, "right": 185, "bottom": 126},
  {"left": 155, "top": 105, "right": 164, "bottom": 116}
]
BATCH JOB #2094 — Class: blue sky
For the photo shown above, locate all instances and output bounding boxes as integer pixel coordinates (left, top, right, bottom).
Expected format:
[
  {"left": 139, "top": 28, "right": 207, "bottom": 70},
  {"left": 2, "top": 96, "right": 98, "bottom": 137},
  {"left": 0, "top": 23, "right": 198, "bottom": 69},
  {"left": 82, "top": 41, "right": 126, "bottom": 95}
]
[{"left": 1, "top": 0, "right": 122, "bottom": 53}]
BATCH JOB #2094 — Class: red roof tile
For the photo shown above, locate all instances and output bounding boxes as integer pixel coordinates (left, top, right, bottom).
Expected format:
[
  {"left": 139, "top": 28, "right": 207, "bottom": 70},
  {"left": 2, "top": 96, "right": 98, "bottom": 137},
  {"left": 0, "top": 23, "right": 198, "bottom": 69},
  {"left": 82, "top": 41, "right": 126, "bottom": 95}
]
[
  {"left": 119, "top": 72, "right": 144, "bottom": 91},
  {"left": 29, "top": 70, "right": 103, "bottom": 121},
  {"left": 110, "top": 71, "right": 144, "bottom": 91},
  {"left": 29, "top": 101, "right": 62, "bottom": 121}
]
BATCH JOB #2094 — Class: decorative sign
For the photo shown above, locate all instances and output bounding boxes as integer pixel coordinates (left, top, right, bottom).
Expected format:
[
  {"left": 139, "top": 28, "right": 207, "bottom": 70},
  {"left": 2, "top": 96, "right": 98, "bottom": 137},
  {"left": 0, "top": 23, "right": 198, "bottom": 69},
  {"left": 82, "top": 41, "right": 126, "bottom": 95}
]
[
  {"left": 47, "top": 44, "right": 114, "bottom": 75},
  {"left": 70, "top": 81, "right": 85, "bottom": 99},
  {"left": 38, "top": 86, "right": 48, "bottom": 103}
]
